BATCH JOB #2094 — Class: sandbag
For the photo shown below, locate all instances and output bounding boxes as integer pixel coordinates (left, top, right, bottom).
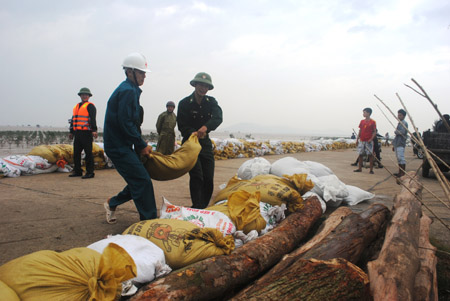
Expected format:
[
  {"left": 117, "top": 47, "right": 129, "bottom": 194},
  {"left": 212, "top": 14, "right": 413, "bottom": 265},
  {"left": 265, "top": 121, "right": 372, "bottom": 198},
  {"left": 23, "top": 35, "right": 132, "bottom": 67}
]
[
  {"left": 160, "top": 198, "right": 236, "bottom": 236},
  {"left": 0, "top": 159, "right": 21, "bottom": 177},
  {"left": 237, "top": 157, "right": 271, "bottom": 180},
  {"left": 208, "top": 191, "right": 267, "bottom": 234},
  {"left": 343, "top": 185, "right": 375, "bottom": 206},
  {"left": 259, "top": 202, "right": 287, "bottom": 234},
  {"left": 312, "top": 174, "right": 349, "bottom": 206},
  {"left": 213, "top": 174, "right": 313, "bottom": 213},
  {"left": 87, "top": 234, "right": 171, "bottom": 284},
  {"left": 28, "top": 144, "right": 74, "bottom": 164},
  {"left": 144, "top": 133, "right": 201, "bottom": 181},
  {"left": 270, "top": 156, "right": 309, "bottom": 177},
  {"left": 0, "top": 244, "right": 136, "bottom": 301},
  {"left": 123, "top": 219, "right": 234, "bottom": 270},
  {"left": 0, "top": 280, "right": 20, "bottom": 301}
]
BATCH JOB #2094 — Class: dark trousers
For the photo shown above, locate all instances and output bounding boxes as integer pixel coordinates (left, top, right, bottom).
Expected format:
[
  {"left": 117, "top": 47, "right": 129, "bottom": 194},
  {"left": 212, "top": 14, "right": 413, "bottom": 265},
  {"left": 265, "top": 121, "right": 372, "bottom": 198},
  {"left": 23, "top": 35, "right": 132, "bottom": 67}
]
[
  {"left": 107, "top": 147, "right": 157, "bottom": 220},
  {"left": 73, "top": 131, "right": 94, "bottom": 174},
  {"left": 189, "top": 139, "right": 215, "bottom": 209}
]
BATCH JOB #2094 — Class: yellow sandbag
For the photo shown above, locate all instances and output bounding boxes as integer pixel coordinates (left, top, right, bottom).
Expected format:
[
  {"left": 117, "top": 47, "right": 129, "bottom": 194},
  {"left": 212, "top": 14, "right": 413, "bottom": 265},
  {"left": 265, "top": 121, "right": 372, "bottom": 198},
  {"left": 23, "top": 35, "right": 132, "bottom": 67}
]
[
  {"left": 28, "top": 144, "right": 74, "bottom": 164},
  {"left": 207, "top": 191, "right": 266, "bottom": 234},
  {"left": 0, "top": 244, "right": 136, "bottom": 301},
  {"left": 0, "top": 280, "right": 20, "bottom": 301},
  {"left": 213, "top": 174, "right": 313, "bottom": 213},
  {"left": 144, "top": 133, "right": 201, "bottom": 181},
  {"left": 123, "top": 219, "right": 234, "bottom": 269}
]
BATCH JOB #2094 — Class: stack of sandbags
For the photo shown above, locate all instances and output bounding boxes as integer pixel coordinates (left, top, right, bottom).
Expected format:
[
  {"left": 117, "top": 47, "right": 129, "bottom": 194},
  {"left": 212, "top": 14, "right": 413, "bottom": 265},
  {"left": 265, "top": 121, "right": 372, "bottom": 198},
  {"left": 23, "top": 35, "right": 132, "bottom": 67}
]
[{"left": 213, "top": 173, "right": 314, "bottom": 214}]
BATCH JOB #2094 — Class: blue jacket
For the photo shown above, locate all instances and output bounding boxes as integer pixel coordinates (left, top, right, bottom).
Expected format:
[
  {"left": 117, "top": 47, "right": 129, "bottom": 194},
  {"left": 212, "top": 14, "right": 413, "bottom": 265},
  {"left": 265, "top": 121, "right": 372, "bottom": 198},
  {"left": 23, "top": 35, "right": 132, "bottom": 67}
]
[{"left": 104, "top": 78, "right": 147, "bottom": 153}]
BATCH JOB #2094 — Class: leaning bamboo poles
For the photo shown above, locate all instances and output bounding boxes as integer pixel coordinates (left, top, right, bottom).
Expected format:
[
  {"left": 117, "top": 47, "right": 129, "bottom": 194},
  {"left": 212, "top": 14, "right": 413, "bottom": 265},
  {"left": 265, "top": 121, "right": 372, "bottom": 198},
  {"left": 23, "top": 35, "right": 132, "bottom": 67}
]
[
  {"left": 396, "top": 92, "right": 450, "bottom": 202},
  {"left": 375, "top": 94, "right": 450, "bottom": 209},
  {"left": 405, "top": 78, "right": 450, "bottom": 133}
]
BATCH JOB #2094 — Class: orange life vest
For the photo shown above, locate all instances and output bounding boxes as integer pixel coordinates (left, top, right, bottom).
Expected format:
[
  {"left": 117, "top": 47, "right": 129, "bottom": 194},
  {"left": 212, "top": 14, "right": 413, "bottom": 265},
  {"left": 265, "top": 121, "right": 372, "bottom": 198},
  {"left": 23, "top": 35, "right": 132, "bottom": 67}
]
[{"left": 72, "top": 102, "right": 93, "bottom": 131}]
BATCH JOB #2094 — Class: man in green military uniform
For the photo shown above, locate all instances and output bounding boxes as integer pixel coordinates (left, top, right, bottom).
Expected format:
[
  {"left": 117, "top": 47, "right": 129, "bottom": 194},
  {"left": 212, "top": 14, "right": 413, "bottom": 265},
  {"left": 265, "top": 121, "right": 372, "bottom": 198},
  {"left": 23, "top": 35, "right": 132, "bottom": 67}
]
[
  {"left": 177, "top": 72, "right": 223, "bottom": 209},
  {"left": 156, "top": 101, "right": 177, "bottom": 155}
]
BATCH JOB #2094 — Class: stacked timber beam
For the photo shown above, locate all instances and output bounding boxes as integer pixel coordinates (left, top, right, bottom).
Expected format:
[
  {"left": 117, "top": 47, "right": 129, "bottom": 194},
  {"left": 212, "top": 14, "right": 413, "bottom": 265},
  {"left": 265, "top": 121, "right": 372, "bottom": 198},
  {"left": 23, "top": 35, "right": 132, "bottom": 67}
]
[
  {"left": 131, "top": 172, "right": 438, "bottom": 300},
  {"left": 368, "top": 172, "right": 438, "bottom": 300}
]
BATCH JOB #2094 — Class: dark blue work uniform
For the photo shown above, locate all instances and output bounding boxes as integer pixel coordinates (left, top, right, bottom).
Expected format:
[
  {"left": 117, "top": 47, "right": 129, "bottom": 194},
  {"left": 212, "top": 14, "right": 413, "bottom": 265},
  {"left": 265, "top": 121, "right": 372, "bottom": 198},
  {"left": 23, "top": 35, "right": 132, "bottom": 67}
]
[
  {"left": 103, "top": 78, "right": 157, "bottom": 220},
  {"left": 177, "top": 93, "right": 223, "bottom": 208}
]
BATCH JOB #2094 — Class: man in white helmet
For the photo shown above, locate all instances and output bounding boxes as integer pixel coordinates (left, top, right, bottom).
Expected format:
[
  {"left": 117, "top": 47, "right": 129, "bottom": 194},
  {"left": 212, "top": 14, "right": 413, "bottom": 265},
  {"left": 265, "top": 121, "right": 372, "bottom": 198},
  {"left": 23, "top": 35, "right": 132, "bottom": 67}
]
[{"left": 102, "top": 52, "right": 156, "bottom": 224}]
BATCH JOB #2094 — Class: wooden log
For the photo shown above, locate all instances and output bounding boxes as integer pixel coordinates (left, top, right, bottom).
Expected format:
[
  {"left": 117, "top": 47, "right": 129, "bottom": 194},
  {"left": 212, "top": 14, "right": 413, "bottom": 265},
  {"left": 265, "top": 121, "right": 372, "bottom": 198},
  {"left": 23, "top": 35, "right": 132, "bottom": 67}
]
[
  {"left": 301, "top": 203, "right": 389, "bottom": 263},
  {"left": 367, "top": 172, "right": 423, "bottom": 301},
  {"left": 232, "top": 258, "right": 370, "bottom": 300},
  {"left": 414, "top": 214, "right": 438, "bottom": 301},
  {"left": 130, "top": 197, "right": 323, "bottom": 301},
  {"left": 231, "top": 203, "right": 389, "bottom": 300},
  {"left": 295, "top": 206, "right": 353, "bottom": 256}
]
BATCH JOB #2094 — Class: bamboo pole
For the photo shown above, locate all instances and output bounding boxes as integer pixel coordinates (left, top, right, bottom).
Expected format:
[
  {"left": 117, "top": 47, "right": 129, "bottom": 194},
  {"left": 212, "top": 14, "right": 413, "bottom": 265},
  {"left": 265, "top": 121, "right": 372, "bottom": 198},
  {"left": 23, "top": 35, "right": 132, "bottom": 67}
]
[
  {"left": 396, "top": 93, "right": 450, "bottom": 202},
  {"left": 375, "top": 95, "right": 450, "bottom": 213},
  {"left": 405, "top": 78, "right": 450, "bottom": 132}
]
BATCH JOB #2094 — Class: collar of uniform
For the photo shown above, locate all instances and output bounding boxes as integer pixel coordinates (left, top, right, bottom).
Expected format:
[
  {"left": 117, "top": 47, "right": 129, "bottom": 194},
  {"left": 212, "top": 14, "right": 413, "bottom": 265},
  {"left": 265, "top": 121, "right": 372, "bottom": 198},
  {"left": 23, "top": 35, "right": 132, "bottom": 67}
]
[
  {"left": 189, "top": 93, "right": 210, "bottom": 103},
  {"left": 125, "top": 78, "right": 142, "bottom": 92}
]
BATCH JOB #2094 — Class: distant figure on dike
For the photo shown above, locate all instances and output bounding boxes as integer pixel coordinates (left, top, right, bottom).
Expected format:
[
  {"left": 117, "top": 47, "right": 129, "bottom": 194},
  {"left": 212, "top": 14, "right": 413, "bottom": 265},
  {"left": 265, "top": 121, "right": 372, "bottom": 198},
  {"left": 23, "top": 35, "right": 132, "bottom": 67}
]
[
  {"left": 351, "top": 132, "right": 356, "bottom": 139},
  {"left": 177, "top": 72, "right": 223, "bottom": 209},
  {"left": 392, "top": 109, "right": 408, "bottom": 178},
  {"left": 353, "top": 107, "right": 376, "bottom": 174},
  {"left": 156, "top": 101, "right": 177, "bottom": 155},
  {"left": 384, "top": 132, "right": 390, "bottom": 146},
  {"left": 68, "top": 87, "right": 98, "bottom": 179}
]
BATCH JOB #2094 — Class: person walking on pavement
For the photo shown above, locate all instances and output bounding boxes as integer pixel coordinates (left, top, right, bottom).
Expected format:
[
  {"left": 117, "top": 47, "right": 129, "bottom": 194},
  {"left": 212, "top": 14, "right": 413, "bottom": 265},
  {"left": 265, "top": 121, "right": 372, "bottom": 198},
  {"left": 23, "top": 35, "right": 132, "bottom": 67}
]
[
  {"left": 156, "top": 101, "right": 177, "bottom": 155},
  {"left": 354, "top": 107, "right": 377, "bottom": 174},
  {"left": 177, "top": 72, "right": 223, "bottom": 209},
  {"left": 103, "top": 52, "right": 157, "bottom": 224},
  {"left": 392, "top": 109, "right": 408, "bottom": 177},
  {"left": 69, "top": 87, "right": 98, "bottom": 179}
]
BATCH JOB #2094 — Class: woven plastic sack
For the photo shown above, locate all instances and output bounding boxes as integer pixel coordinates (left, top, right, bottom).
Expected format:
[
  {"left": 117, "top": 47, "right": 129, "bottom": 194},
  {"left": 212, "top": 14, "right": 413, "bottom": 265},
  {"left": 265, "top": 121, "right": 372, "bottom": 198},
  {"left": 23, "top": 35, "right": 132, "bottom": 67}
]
[
  {"left": 237, "top": 157, "right": 271, "bottom": 180},
  {"left": 213, "top": 174, "right": 313, "bottom": 213},
  {"left": 28, "top": 144, "right": 74, "bottom": 164},
  {"left": 88, "top": 234, "right": 171, "bottom": 284},
  {"left": 160, "top": 198, "right": 236, "bottom": 236},
  {"left": 207, "top": 191, "right": 266, "bottom": 234},
  {"left": 144, "top": 133, "right": 201, "bottom": 181},
  {"left": 0, "top": 280, "right": 20, "bottom": 301},
  {"left": 123, "top": 219, "right": 234, "bottom": 270},
  {"left": 0, "top": 243, "right": 136, "bottom": 301}
]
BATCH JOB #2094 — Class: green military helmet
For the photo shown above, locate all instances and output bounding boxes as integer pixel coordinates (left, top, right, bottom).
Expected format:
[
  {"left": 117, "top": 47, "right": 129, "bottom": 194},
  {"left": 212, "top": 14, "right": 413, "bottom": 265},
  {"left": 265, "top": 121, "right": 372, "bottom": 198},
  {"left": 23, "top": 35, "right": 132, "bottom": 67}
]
[
  {"left": 190, "top": 72, "right": 214, "bottom": 90},
  {"left": 77, "top": 87, "right": 92, "bottom": 96}
]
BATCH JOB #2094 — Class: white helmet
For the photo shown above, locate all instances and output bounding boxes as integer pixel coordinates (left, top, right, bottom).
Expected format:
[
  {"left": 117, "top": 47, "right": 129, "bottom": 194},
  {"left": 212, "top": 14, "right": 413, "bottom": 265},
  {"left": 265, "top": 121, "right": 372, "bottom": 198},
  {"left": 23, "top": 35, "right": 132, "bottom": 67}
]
[{"left": 122, "top": 52, "right": 151, "bottom": 73}]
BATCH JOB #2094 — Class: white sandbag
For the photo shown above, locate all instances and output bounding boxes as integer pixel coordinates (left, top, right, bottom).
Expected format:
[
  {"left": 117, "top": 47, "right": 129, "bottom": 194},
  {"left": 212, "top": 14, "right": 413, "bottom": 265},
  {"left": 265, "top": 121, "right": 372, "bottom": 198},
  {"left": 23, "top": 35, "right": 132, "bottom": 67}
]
[
  {"left": 87, "top": 234, "right": 171, "bottom": 284},
  {"left": 303, "top": 160, "right": 334, "bottom": 177},
  {"left": 25, "top": 156, "right": 57, "bottom": 175},
  {"left": 0, "top": 159, "right": 21, "bottom": 177},
  {"left": 233, "top": 230, "right": 259, "bottom": 248},
  {"left": 2, "top": 155, "right": 36, "bottom": 173},
  {"left": 237, "top": 157, "right": 271, "bottom": 180},
  {"left": 270, "top": 156, "right": 309, "bottom": 177},
  {"left": 343, "top": 185, "right": 375, "bottom": 206},
  {"left": 160, "top": 198, "right": 236, "bottom": 236},
  {"left": 314, "top": 174, "right": 349, "bottom": 203},
  {"left": 259, "top": 202, "right": 286, "bottom": 234},
  {"left": 303, "top": 191, "right": 327, "bottom": 213}
]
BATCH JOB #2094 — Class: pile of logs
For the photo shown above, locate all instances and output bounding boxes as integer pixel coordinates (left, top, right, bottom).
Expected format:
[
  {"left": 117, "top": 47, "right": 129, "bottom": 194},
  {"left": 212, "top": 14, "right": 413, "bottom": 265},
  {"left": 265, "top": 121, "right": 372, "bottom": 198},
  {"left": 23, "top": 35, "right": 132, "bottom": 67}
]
[{"left": 130, "top": 172, "right": 438, "bottom": 300}]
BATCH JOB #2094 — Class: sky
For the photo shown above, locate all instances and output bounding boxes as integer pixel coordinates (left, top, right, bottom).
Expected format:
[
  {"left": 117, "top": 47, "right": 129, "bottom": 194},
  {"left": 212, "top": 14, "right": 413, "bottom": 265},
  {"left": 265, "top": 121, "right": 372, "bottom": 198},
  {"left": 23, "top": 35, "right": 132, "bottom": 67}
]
[{"left": 0, "top": 0, "right": 449, "bottom": 137}]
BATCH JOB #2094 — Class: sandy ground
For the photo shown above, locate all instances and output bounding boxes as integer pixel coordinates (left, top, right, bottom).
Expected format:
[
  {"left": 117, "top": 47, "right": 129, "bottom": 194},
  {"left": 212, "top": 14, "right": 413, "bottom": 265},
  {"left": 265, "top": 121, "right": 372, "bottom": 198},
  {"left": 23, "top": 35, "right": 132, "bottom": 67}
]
[{"left": 1, "top": 146, "right": 449, "bottom": 266}]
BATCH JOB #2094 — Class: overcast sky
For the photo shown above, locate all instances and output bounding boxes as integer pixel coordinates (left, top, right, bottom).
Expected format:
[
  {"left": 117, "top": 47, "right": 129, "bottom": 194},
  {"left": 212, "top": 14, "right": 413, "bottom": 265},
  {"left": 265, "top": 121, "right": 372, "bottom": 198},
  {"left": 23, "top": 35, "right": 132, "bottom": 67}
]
[{"left": 1, "top": 0, "right": 449, "bottom": 137}]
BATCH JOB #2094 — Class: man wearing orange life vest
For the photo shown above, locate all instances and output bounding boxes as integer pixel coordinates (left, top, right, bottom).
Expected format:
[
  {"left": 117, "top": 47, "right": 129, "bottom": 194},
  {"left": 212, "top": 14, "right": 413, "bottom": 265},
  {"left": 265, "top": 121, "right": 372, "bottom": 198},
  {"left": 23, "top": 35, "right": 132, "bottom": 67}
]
[{"left": 69, "top": 87, "right": 98, "bottom": 179}]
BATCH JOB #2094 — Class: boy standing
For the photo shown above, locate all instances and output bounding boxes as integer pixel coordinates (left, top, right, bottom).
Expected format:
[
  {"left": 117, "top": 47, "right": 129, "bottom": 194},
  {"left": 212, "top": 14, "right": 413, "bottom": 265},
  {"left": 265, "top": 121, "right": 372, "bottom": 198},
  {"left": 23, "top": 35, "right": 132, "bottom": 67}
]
[
  {"left": 354, "top": 108, "right": 377, "bottom": 174},
  {"left": 392, "top": 109, "right": 408, "bottom": 177}
]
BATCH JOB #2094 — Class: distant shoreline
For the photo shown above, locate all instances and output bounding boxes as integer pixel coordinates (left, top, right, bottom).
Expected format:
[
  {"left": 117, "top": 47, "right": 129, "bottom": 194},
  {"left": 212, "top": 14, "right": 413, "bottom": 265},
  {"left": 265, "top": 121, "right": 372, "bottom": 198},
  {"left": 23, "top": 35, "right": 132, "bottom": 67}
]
[{"left": 0, "top": 125, "right": 350, "bottom": 141}]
